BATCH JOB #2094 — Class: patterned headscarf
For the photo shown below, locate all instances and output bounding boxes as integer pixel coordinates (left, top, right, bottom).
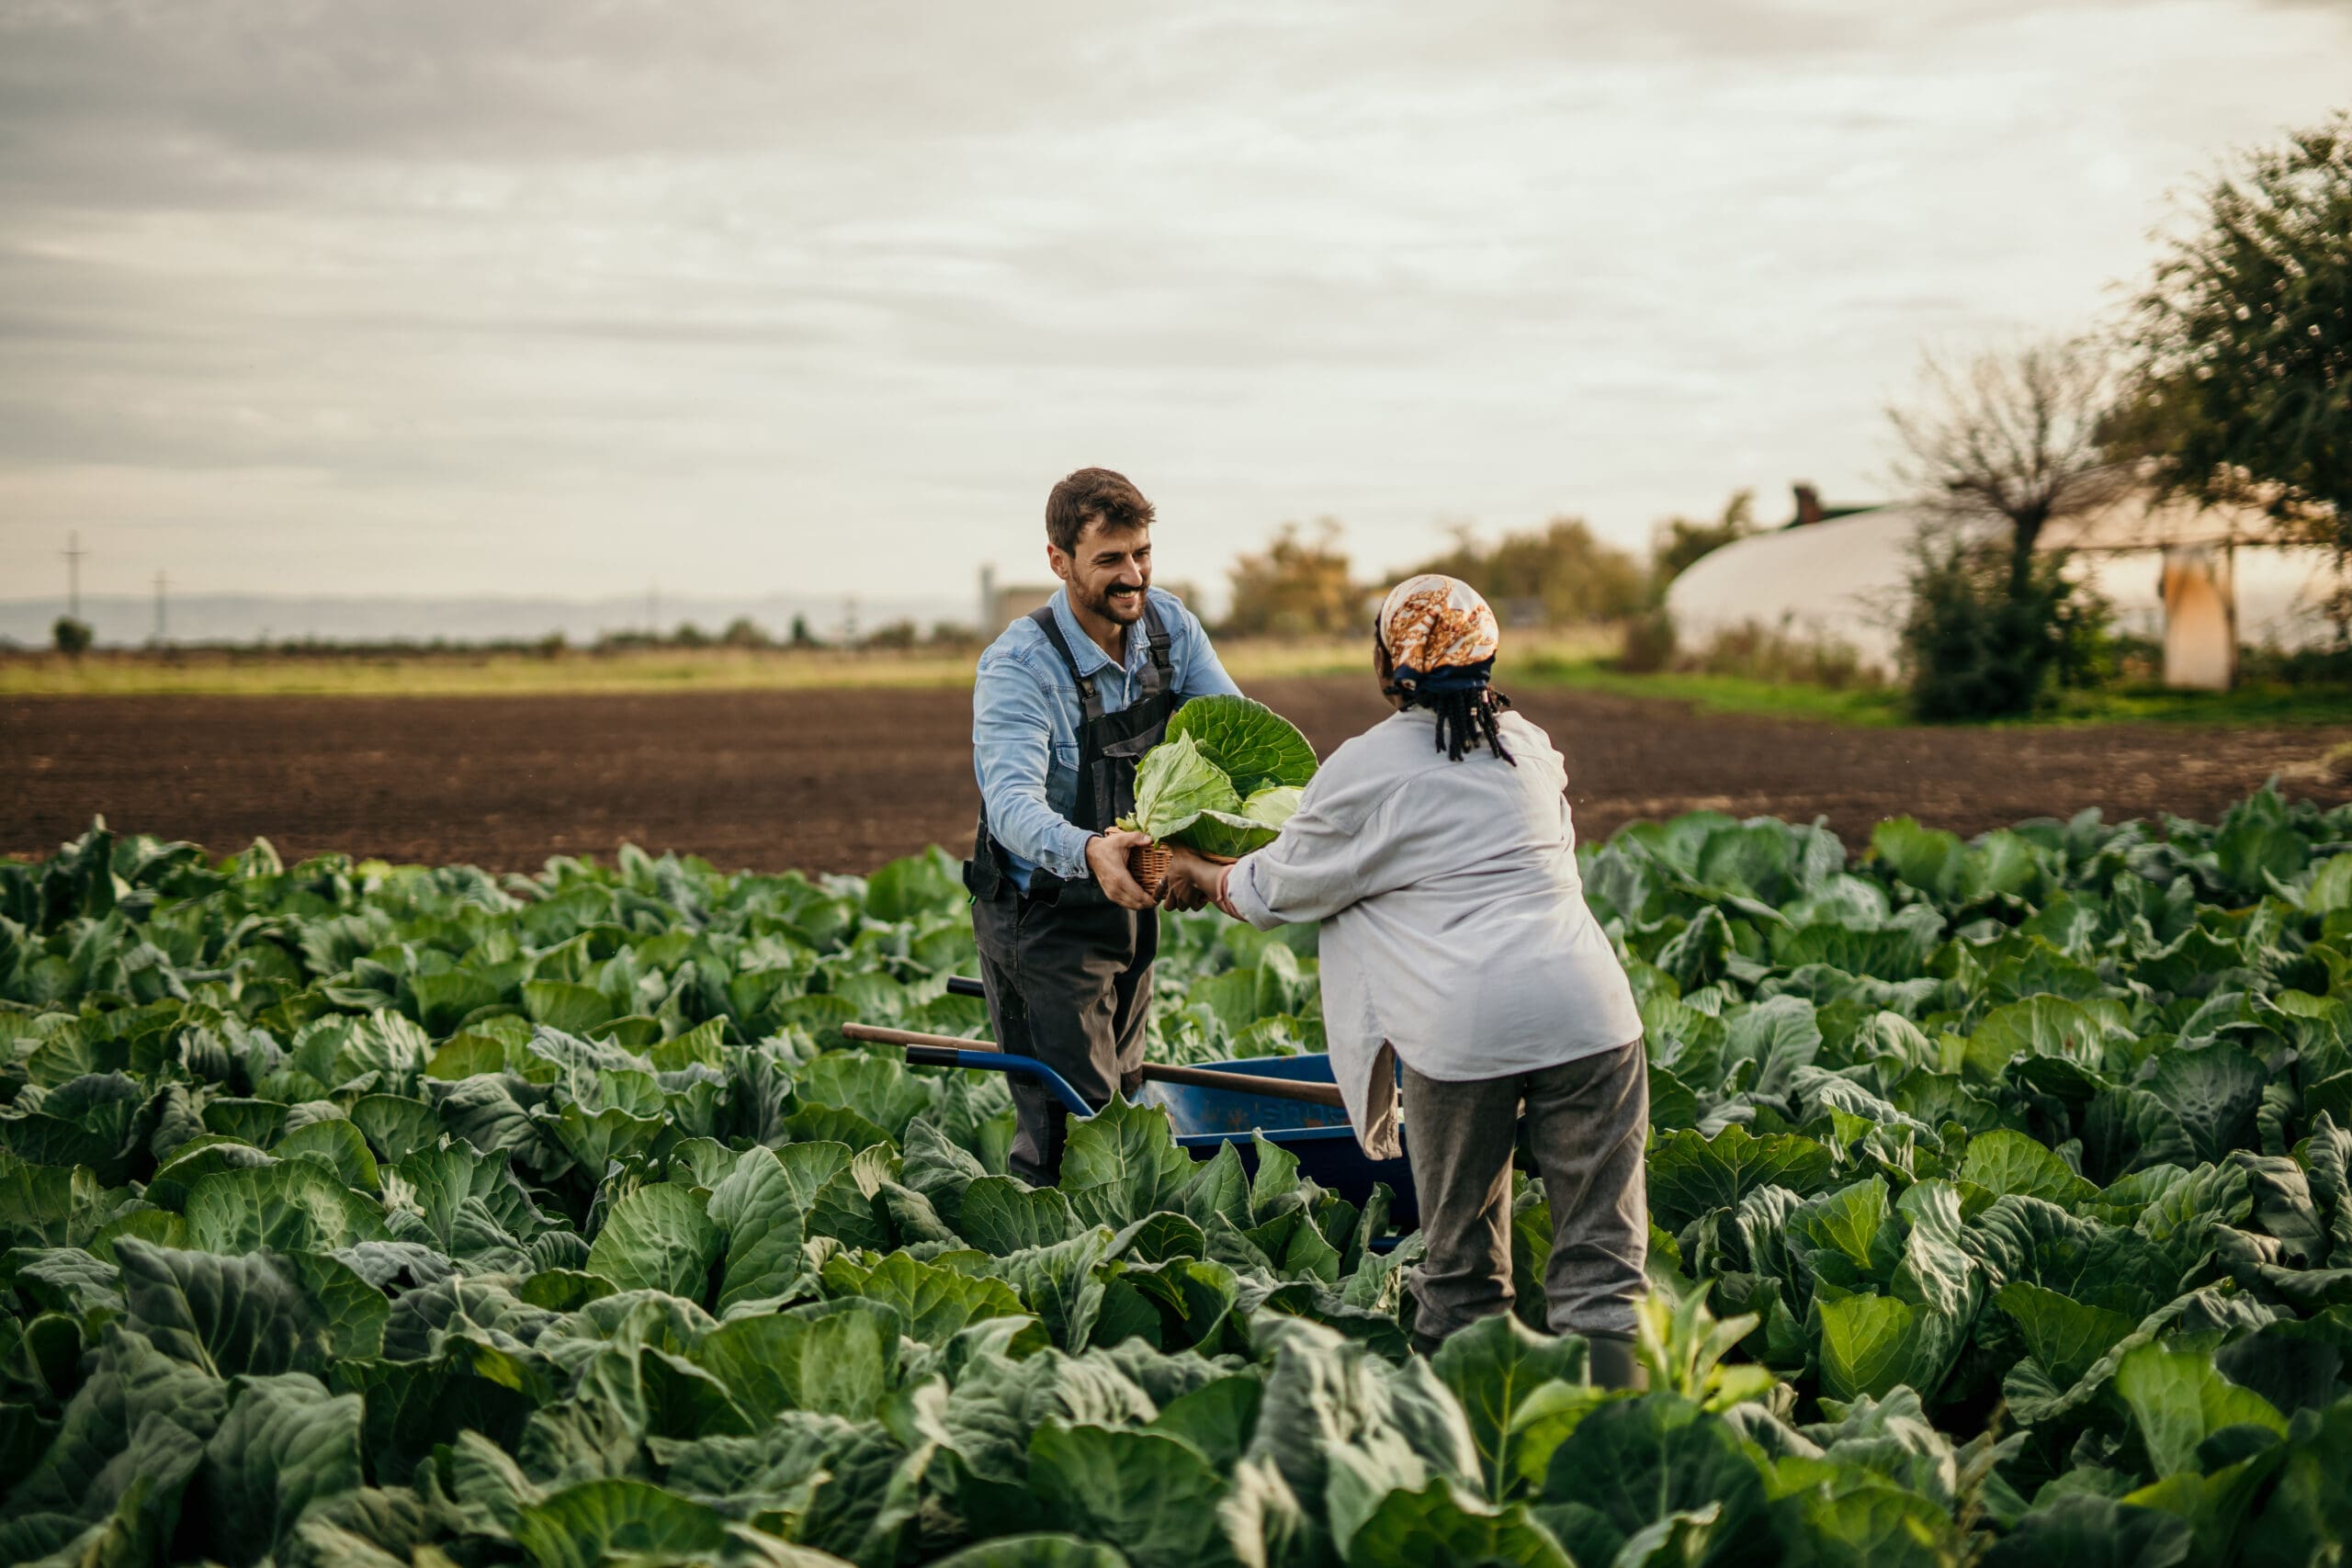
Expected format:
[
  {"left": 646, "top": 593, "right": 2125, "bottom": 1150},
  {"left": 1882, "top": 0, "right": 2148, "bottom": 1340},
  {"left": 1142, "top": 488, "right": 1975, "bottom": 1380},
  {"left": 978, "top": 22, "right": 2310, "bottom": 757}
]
[{"left": 1376, "top": 574, "right": 1500, "bottom": 697}]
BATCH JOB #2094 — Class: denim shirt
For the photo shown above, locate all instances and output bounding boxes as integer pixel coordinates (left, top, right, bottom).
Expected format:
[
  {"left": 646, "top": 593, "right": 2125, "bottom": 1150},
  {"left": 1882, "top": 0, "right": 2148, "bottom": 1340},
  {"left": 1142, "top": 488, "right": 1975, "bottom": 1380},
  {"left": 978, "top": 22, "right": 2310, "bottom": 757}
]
[{"left": 972, "top": 586, "right": 1240, "bottom": 888}]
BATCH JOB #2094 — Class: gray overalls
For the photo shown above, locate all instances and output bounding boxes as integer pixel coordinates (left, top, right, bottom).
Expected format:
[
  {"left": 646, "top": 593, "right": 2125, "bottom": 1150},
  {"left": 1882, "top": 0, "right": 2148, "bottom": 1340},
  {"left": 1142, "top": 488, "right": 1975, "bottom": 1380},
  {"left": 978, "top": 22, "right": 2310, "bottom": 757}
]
[{"left": 963, "top": 603, "right": 1181, "bottom": 1184}]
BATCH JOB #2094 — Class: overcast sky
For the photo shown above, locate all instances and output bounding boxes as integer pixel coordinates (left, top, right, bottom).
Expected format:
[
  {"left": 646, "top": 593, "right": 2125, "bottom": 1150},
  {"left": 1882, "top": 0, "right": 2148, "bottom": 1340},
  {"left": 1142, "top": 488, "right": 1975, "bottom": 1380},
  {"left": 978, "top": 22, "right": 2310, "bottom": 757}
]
[{"left": 1, "top": 0, "right": 2346, "bottom": 613}]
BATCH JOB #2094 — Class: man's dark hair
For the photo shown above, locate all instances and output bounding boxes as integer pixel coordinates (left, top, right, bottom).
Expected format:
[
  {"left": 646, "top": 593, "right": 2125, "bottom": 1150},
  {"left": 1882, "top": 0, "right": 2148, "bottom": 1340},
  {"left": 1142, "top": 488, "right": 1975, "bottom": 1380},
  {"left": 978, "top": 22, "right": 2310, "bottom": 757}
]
[{"left": 1046, "top": 468, "right": 1156, "bottom": 555}]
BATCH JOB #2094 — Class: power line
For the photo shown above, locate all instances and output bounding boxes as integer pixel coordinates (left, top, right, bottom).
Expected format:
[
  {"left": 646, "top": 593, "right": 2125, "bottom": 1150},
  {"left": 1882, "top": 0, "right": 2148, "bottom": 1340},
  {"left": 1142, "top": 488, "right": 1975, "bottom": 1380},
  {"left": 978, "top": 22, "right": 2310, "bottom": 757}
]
[{"left": 62, "top": 532, "right": 86, "bottom": 619}]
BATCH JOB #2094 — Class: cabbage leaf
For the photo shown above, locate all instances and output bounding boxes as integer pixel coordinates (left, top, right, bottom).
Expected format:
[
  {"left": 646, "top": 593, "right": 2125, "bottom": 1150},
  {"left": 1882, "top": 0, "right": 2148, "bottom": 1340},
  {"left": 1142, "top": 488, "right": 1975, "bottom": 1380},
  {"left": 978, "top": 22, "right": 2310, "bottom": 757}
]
[
  {"left": 1123, "top": 700, "right": 1317, "bottom": 856},
  {"left": 1168, "top": 695, "right": 1319, "bottom": 795},
  {"left": 1130, "top": 733, "right": 1242, "bottom": 839}
]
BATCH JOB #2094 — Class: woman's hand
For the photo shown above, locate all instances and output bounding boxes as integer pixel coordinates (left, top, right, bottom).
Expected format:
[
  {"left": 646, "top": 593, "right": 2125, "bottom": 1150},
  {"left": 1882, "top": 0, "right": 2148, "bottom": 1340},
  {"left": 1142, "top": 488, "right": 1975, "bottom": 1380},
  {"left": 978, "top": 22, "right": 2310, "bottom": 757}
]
[
  {"left": 1162, "top": 846, "right": 1240, "bottom": 918},
  {"left": 1159, "top": 845, "right": 1209, "bottom": 912}
]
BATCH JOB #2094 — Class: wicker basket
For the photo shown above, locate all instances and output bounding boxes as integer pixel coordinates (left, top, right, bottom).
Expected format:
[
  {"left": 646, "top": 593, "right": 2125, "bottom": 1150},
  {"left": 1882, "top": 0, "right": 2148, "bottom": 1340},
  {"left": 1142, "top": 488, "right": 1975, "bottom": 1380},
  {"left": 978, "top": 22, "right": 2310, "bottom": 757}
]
[{"left": 1126, "top": 841, "right": 1172, "bottom": 898}]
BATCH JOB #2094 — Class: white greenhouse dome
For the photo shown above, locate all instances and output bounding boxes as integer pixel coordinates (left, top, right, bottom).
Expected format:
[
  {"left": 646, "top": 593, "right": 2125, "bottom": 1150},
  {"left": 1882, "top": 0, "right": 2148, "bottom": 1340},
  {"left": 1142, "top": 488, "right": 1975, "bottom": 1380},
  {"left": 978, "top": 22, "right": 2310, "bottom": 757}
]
[{"left": 1665, "top": 489, "right": 2342, "bottom": 689}]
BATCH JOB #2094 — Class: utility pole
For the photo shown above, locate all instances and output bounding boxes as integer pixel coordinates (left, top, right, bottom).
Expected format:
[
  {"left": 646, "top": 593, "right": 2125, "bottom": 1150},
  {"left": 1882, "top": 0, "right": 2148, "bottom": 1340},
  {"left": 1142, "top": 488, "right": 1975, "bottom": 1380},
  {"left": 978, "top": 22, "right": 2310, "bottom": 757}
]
[
  {"left": 153, "top": 572, "right": 168, "bottom": 643},
  {"left": 62, "top": 531, "right": 86, "bottom": 619},
  {"left": 648, "top": 581, "right": 661, "bottom": 637}
]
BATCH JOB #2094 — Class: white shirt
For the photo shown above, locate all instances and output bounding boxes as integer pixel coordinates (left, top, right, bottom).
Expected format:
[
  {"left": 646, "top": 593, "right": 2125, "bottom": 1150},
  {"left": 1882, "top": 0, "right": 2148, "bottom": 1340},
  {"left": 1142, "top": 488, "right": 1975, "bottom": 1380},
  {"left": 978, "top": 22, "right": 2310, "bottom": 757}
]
[{"left": 1223, "top": 706, "right": 1644, "bottom": 1158}]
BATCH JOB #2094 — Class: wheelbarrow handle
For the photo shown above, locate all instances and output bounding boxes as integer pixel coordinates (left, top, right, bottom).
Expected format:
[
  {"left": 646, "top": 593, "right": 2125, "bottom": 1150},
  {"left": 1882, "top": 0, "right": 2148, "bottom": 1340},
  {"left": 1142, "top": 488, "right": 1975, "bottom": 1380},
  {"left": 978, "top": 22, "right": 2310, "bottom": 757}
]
[
  {"left": 845, "top": 1022, "right": 1003, "bottom": 1054},
  {"left": 842, "top": 1023, "right": 1092, "bottom": 1117},
  {"left": 844, "top": 1022, "right": 1349, "bottom": 1112},
  {"left": 945, "top": 976, "right": 987, "bottom": 998}
]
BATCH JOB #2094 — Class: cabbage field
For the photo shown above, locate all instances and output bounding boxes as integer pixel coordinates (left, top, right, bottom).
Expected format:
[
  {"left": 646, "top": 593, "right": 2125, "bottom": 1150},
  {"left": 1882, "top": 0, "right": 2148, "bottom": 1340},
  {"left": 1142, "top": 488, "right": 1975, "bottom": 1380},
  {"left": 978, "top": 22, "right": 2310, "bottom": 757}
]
[{"left": 4, "top": 788, "right": 2351, "bottom": 1567}]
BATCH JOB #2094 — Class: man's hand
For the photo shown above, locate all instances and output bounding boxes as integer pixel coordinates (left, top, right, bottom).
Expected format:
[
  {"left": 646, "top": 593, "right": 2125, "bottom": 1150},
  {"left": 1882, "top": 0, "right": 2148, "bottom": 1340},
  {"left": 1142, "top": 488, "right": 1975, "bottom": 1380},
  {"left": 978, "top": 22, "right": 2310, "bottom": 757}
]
[{"left": 1086, "top": 829, "right": 1158, "bottom": 911}]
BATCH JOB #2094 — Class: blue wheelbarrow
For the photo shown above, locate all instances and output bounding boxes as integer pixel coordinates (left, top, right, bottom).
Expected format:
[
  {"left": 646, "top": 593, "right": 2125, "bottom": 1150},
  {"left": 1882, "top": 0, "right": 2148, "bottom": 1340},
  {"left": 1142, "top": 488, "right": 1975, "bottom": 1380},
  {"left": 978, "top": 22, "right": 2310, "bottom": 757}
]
[{"left": 842, "top": 1000, "right": 1418, "bottom": 1229}]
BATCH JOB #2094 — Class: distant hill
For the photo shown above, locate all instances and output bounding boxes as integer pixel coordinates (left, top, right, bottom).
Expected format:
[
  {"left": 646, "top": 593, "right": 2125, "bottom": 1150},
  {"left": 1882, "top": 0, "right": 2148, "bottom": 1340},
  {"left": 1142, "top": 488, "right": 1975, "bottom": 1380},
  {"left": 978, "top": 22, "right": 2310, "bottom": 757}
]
[{"left": 0, "top": 592, "right": 973, "bottom": 649}]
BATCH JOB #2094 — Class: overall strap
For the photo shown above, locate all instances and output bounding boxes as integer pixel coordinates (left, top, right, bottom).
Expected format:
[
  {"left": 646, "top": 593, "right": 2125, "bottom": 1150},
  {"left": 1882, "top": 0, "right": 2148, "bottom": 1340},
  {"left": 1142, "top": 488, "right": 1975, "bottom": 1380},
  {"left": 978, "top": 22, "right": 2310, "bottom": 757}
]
[
  {"left": 1138, "top": 600, "right": 1175, "bottom": 698},
  {"left": 1027, "top": 605, "right": 1103, "bottom": 721},
  {"left": 962, "top": 797, "right": 1007, "bottom": 900}
]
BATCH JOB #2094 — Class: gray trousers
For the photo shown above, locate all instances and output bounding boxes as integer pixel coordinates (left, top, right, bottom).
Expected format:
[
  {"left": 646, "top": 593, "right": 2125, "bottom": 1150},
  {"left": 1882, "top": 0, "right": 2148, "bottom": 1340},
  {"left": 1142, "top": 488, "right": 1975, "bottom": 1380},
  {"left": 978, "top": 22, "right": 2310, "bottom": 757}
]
[
  {"left": 1402, "top": 1041, "right": 1649, "bottom": 1340},
  {"left": 970, "top": 891, "right": 1155, "bottom": 1186}
]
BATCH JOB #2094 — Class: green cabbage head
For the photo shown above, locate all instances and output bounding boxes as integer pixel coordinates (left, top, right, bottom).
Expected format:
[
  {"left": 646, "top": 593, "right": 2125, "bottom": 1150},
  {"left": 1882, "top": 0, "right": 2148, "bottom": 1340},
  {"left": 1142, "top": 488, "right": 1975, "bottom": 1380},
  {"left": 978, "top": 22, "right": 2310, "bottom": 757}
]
[{"left": 1122, "top": 696, "right": 1317, "bottom": 858}]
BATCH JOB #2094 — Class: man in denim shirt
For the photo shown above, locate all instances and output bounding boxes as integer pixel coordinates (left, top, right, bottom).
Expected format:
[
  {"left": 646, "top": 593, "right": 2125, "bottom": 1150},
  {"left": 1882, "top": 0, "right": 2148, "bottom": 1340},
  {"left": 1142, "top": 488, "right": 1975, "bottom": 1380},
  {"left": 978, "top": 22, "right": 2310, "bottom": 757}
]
[{"left": 965, "top": 468, "right": 1240, "bottom": 1183}]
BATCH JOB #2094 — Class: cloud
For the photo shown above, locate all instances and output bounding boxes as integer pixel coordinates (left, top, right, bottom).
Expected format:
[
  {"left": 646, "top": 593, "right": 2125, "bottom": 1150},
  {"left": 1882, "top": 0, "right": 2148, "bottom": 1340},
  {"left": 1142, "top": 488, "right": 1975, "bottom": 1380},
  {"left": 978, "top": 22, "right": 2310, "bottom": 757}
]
[{"left": 0, "top": 0, "right": 2346, "bottom": 603}]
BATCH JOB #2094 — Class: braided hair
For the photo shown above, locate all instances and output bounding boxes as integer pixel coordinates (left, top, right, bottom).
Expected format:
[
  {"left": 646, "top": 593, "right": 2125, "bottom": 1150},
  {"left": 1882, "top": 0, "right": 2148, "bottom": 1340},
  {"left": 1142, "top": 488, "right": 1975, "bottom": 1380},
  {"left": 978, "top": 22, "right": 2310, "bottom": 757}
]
[
  {"left": 1413, "top": 683, "right": 1517, "bottom": 764},
  {"left": 1377, "top": 629, "right": 1517, "bottom": 765}
]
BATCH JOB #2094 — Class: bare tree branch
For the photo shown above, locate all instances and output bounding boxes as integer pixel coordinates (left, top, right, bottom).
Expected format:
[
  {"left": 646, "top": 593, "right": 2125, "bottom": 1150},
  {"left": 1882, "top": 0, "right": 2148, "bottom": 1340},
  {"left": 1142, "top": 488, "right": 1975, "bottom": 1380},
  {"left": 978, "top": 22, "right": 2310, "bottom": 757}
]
[{"left": 1887, "top": 337, "right": 2133, "bottom": 592}]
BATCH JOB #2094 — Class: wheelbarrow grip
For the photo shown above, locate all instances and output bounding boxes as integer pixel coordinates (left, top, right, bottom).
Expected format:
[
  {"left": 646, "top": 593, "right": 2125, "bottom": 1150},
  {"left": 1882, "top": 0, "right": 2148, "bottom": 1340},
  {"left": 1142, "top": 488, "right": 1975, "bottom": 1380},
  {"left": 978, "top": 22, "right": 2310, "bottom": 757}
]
[
  {"left": 844, "top": 1023, "right": 1350, "bottom": 1112},
  {"left": 945, "top": 976, "right": 987, "bottom": 998},
  {"left": 1140, "top": 1062, "right": 1349, "bottom": 1111}
]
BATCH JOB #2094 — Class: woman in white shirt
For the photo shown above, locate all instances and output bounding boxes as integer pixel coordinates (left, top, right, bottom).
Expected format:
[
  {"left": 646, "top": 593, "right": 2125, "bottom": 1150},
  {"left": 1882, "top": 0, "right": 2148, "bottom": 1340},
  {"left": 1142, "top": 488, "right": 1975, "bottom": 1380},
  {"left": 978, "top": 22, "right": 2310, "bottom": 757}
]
[{"left": 1165, "top": 575, "right": 1649, "bottom": 1386}]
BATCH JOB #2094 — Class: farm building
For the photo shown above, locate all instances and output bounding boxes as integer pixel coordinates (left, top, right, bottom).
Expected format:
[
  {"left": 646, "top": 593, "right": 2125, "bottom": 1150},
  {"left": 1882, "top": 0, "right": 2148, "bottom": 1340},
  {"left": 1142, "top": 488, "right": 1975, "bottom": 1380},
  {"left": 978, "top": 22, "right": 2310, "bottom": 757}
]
[
  {"left": 1666, "top": 485, "right": 2343, "bottom": 689},
  {"left": 978, "top": 566, "right": 1061, "bottom": 633}
]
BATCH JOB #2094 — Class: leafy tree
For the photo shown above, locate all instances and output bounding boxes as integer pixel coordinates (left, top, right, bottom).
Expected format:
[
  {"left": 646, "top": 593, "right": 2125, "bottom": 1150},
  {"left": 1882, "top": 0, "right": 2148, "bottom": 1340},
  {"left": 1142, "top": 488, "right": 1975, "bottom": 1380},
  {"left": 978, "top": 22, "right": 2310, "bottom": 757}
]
[
  {"left": 1223, "top": 520, "right": 1360, "bottom": 636},
  {"left": 2120, "top": 111, "right": 2351, "bottom": 549},
  {"left": 720, "top": 616, "right": 769, "bottom": 649},
  {"left": 1649, "top": 489, "right": 1758, "bottom": 590},
  {"left": 51, "top": 616, "right": 92, "bottom": 657},
  {"left": 1414, "top": 515, "right": 1646, "bottom": 625}
]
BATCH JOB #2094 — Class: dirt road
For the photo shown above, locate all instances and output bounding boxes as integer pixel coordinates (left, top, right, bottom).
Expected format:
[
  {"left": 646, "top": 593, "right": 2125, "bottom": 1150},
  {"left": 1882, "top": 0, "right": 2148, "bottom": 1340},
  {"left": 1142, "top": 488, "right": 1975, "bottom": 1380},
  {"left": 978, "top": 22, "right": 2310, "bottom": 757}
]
[{"left": 4, "top": 680, "right": 2344, "bottom": 872}]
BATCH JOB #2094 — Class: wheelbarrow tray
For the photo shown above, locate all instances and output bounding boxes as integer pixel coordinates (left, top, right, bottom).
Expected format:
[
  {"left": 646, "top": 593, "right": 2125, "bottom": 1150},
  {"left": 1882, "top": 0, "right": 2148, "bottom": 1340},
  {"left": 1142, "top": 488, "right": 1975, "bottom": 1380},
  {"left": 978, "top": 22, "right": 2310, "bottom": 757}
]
[
  {"left": 1138, "top": 1052, "right": 1418, "bottom": 1230},
  {"left": 848, "top": 1010, "right": 1420, "bottom": 1232}
]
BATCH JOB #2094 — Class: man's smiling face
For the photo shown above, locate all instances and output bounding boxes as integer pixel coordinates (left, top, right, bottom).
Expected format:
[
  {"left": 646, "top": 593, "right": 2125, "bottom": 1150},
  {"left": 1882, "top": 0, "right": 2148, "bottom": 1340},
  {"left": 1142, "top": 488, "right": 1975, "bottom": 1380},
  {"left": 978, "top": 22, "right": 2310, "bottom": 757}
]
[{"left": 1051, "top": 514, "right": 1152, "bottom": 626}]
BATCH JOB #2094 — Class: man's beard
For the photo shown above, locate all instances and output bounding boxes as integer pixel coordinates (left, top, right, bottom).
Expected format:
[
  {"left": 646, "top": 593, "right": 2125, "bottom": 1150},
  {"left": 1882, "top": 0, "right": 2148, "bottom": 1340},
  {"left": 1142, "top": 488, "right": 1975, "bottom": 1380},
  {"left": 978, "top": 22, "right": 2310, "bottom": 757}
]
[{"left": 1077, "top": 580, "right": 1148, "bottom": 624}]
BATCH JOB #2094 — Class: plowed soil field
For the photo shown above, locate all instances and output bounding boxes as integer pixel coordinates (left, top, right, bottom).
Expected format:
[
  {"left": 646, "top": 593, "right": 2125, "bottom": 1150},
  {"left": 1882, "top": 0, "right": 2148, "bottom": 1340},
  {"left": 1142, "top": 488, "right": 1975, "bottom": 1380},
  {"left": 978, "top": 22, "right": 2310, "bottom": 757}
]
[{"left": 5, "top": 681, "right": 2346, "bottom": 872}]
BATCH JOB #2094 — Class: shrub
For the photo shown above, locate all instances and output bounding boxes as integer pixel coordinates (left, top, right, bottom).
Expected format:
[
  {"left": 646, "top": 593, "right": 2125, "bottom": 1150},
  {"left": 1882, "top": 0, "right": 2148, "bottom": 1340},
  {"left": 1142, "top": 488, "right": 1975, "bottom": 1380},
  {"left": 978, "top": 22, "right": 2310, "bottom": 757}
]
[
  {"left": 2107, "top": 631, "right": 2162, "bottom": 684},
  {"left": 51, "top": 616, "right": 93, "bottom": 657},
  {"left": 1898, "top": 532, "right": 2109, "bottom": 719},
  {"left": 1617, "top": 606, "right": 1677, "bottom": 672},
  {"left": 2237, "top": 641, "right": 2352, "bottom": 686},
  {"left": 1618, "top": 610, "right": 1877, "bottom": 687},
  {"left": 1685, "top": 619, "right": 1874, "bottom": 689}
]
